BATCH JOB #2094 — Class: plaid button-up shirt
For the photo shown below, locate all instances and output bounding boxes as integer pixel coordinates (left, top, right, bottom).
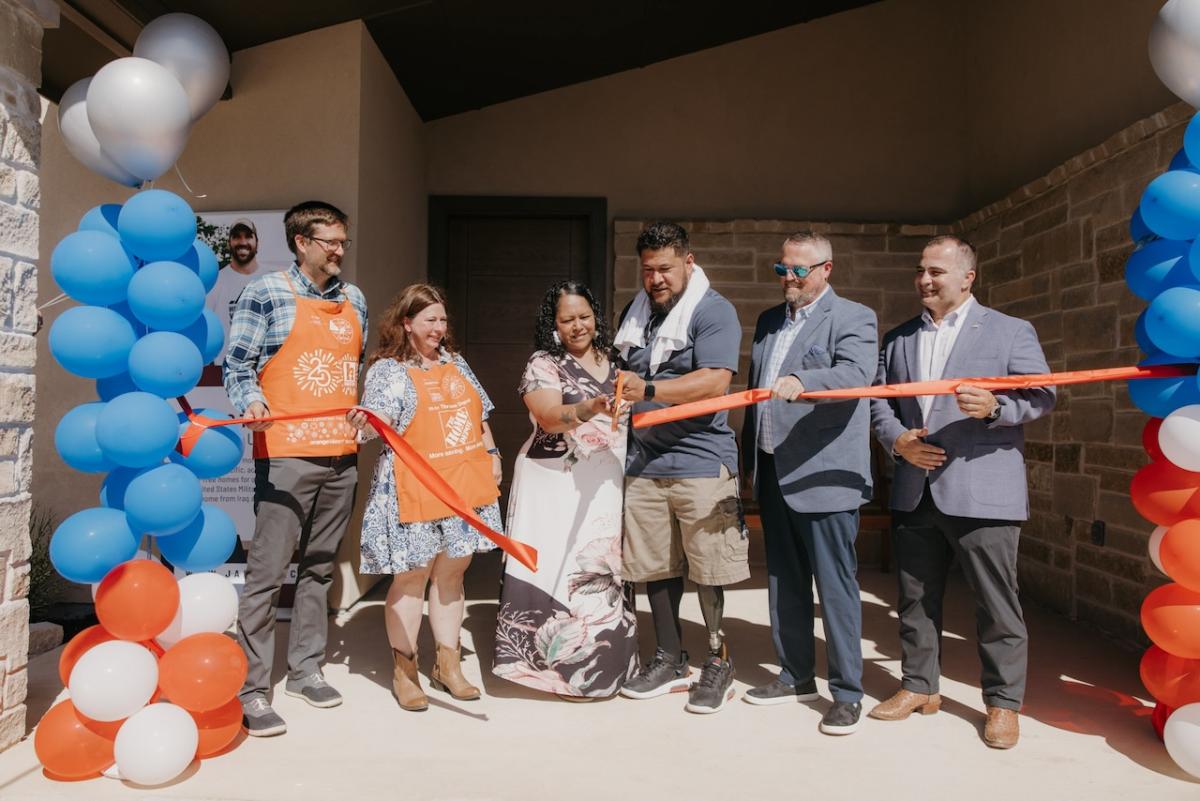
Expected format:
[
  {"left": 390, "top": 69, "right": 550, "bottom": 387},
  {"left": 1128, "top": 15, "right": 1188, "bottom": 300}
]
[
  {"left": 757, "top": 287, "right": 826, "bottom": 454},
  {"left": 222, "top": 264, "right": 369, "bottom": 414}
]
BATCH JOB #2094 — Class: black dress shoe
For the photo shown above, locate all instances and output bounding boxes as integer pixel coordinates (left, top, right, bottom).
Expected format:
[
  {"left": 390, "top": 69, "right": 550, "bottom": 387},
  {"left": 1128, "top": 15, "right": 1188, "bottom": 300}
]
[
  {"left": 819, "top": 700, "right": 862, "bottom": 735},
  {"left": 743, "top": 677, "right": 820, "bottom": 706}
]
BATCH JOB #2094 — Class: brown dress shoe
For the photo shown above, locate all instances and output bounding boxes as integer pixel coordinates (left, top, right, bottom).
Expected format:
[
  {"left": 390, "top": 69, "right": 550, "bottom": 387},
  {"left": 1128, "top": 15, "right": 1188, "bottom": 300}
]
[
  {"left": 984, "top": 707, "right": 1019, "bottom": 749},
  {"left": 391, "top": 649, "right": 428, "bottom": 711},
  {"left": 431, "top": 641, "right": 481, "bottom": 700},
  {"left": 868, "top": 689, "right": 942, "bottom": 720}
]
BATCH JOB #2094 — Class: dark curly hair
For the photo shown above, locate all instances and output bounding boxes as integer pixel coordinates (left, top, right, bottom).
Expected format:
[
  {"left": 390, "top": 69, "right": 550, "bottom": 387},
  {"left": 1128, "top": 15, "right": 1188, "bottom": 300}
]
[
  {"left": 534, "top": 280, "right": 614, "bottom": 361},
  {"left": 636, "top": 221, "right": 689, "bottom": 256}
]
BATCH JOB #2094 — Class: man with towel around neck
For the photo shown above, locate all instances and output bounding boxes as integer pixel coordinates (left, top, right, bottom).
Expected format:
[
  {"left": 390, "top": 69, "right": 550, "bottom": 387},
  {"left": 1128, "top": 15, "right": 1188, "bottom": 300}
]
[{"left": 615, "top": 221, "right": 748, "bottom": 714}]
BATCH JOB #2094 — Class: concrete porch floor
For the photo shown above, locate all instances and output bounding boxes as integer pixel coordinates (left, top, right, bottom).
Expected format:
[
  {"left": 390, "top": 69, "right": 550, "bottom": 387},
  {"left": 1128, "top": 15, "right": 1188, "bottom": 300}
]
[{"left": 0, "top": 552, "right": 1195, "bottom": 801}]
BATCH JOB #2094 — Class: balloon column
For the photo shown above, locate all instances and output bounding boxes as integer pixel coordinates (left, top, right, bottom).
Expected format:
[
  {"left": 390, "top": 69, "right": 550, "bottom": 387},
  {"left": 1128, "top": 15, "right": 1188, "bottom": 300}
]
[
  {"left": 1138, "top": 0, "right": 1200, "bottom": 778},
  {"left": 39, "top": 13, "right": 244, "bottom": 786}
]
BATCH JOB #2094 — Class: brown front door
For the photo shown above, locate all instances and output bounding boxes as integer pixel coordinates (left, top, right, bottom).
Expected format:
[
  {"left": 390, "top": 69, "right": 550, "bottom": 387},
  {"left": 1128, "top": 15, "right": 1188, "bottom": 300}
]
[{"left": 429, "top": 197, "right": 607, "bottom": 507}]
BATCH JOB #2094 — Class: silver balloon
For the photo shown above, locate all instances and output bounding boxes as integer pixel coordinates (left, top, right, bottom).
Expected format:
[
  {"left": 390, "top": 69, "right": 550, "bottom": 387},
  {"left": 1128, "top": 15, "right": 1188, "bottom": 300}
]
[
  {"left": 86, "top": 57, "right": 191, "bottom": 182},
  {"left": 134, "top": 13, "right": 231, "bottom": 122},
  {"left": 1150, "top": 0, "right": 1200, "bottom": 108},
  {"left": 57, "top": 78, "right": 141, "bottom": 187}
]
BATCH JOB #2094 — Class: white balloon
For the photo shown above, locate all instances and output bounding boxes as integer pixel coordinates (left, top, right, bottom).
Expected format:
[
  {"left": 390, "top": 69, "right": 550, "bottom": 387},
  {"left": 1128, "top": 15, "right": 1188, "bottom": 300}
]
[
  {"left": 68, "top": 640, "right": 158, "bottom": 722},
  {"left": 156, "top": 572, "right": 238, "bottom": 649},
  {"left": 1151, "top": 525, "right": 1170, "bottom": 575},
  {"left": 1166, "top": 702, "right": 1200, "bottom": 778},
  {"left": 114, "top": 703, "right": 198, "bottom": 786},
  {"left": 57, "top": 78, "right": 141, "bottom": 187},
  {"left": 1151, "top": 0, "right": 1200, "bottom": 108},
  {"left": 86, "top": 57, "right": 191, "bottom": 182},
  {"left": 134, "top": 13, "right": 230, "bottom": 121},
  {"left": 1160, "top": 404, "right": 1200, "bottom": 471}
]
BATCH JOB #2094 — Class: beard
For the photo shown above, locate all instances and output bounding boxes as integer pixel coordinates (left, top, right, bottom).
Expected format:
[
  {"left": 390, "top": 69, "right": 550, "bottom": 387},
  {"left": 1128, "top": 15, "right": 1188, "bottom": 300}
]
[{"left": 231, "top": 246, "right": 257, "bottom": 267}]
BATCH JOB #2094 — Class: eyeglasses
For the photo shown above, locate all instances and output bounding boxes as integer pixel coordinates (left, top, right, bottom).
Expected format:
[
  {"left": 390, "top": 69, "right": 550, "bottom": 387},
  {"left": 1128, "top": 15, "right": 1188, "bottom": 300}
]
[
  {"left": 773, "top": 260, "right": 829, "bottom": 279},
  {"left": 306, "top": 235, "right": 352, "bottom": 252}
]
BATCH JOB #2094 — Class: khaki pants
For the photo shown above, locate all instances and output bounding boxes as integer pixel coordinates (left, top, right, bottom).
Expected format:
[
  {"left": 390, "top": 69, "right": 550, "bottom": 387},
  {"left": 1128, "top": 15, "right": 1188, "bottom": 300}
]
[{"left": 622, "top": 465, "right": 750, "bottom": 586}]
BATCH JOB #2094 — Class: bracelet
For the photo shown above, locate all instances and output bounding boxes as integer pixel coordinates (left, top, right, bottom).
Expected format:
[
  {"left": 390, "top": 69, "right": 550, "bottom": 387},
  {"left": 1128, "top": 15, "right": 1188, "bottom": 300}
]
[{"left": 486, "top": 447, "right": 501, "bottom": 456}]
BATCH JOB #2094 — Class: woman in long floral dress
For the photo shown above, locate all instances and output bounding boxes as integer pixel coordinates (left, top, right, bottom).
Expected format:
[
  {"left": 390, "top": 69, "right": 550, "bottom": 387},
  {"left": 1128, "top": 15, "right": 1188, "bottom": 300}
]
[{"left": 492, "top": 280, "right": 637, "bottom": 699}]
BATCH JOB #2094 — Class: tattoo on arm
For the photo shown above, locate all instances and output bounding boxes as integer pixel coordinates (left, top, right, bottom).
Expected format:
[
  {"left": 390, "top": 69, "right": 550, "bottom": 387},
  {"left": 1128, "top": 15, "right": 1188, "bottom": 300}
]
[{"left": 558, "top": 407, "right": 577, "bottom": 426}]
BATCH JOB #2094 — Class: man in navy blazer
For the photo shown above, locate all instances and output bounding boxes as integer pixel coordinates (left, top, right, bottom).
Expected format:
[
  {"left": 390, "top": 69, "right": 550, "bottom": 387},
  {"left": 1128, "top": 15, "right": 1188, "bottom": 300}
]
[
  {"left": 869, "top": 235, "right": 1054, "bottom": 749},
  {"left": 741, "top": 231, "right": 877, "bottom": 735}
]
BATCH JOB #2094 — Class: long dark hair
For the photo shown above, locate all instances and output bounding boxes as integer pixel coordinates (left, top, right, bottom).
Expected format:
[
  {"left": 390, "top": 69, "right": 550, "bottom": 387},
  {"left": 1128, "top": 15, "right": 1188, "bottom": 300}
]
[
  {"left": 368, "top": 283, "right": 458, "bottom": 367},
  {"left": 534, "top": 280, "right": 614, "bottom": 361}
]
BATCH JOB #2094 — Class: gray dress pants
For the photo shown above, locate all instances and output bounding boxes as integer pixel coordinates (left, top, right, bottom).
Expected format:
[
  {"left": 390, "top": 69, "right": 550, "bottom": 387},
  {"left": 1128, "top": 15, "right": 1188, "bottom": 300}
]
[
  {"left": 238, "top": 455, "right": 358, "bottom": 700},
  {"left": 892, "top": 488, "right": 1027, "bottom": 710}
]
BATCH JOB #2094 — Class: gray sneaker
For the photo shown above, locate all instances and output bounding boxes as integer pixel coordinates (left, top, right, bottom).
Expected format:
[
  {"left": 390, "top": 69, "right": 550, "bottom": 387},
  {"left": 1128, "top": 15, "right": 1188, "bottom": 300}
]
[
  {"left": 685, "top": 655, "right": 736, "bottom": 714},
  {"left": 284, "top": 672, "right": 343, "bottom": 708},
  {"left": 241, "top": 696, "right": 287, "bottom": 737},
  {"left": 744, "top": 677, "right": 821, "bottom": 706},
  {"left": 620, "top": 649, "right": 692, "bottom": 699}
]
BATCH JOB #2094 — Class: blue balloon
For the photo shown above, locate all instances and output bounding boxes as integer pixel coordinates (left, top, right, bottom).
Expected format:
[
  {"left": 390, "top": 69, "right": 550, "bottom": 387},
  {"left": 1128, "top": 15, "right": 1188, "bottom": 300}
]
[
  {"left": 124, "top": 463, "right": 202, "bottom": 536},
  {"left": 49, "top": 507, "right": 139, "bottom": 584},
  {"left": 177, "top": 307, "right": 224, "bottom": 364},
  {"left": 100, "top": 466, "right": 148, "bottom": 509},
  {"left": 107, "top": 300, "right": 148, "bottom": 337},
  {"left": 1135, "top": 309, "right": 1158, "bottom": 355},
  {"left": 54, "top": 403, "right": 115, "bottom": 473},
  {"left": 1128, "top": 353, "right": 1200, "bottom": 417},
  {"left": 96, "top": 371, "right": 139, "bottom": 401},
  {"left": 169, "top": 408, "right": 244, "bottom": 478},
  {"left": 128, "top": 331, "right": 203, "bottom": 397},
  {"left": 158, "top": 504, "right": 237, "bottom": 572},
  {"left": 95, "top": 391, "right": 179, "bottom": 468},
  {"left": 1140, "top": 170, "right": 1200, "bottom": 241},
  {"left": 127, "top": 261, "right": 206, "bottom": 331},
  {"left": 178, "top": 239, "right": 219, "bottom": 293},
  {"left": 49, "top": 306, "right": 137, "bottom": 379},
  {"left": 78, "top": 203, "right": 122, "bottom": 238},
  {"left": 1131, "top": 208, "right": 1155, "bottom": 247},
  {"left": 117, "top": 189, "right": 197, "bottom": 262},
  {"left": 1146, "top": 285, "right": 1200, "bottom": 358},
  {"left": 51, "top": 231, "right": 136, "bottom": 306},
  {"left": 1125, "top": 238, "right": 1192, "bottom": 301}
]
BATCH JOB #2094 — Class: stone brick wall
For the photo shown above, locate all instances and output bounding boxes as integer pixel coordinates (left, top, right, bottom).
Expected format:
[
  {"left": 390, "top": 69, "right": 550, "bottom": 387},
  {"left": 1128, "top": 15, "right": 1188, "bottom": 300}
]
[
  {"left": 0, "top": 0, "right": 54, "bottom": 753},
  {"left": 614, "top": 102, "right": 1193, "bottom": 646}
]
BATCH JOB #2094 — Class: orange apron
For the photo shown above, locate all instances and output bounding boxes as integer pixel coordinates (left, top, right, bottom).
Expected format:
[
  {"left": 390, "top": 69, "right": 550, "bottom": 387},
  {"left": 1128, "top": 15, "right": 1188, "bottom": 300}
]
[
  {"left": 253, "top": 276, "right": 362, "bottom": 458},
  {"left": 395, "top": 361, "right": 499, "bottom": 523}
]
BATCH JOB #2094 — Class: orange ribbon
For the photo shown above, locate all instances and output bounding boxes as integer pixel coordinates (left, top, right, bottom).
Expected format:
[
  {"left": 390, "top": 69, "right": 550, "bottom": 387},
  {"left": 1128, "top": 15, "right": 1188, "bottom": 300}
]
[
  {"left": 632, "top": 364, "right": 1195, "bottom": 429},
  {"left": 175, "top": 398, "right": 538, "bottom": 572}
]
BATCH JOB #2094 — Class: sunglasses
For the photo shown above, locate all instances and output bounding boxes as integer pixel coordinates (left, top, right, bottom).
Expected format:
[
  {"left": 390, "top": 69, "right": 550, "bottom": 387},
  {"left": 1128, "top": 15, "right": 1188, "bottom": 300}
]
[{"left": 773, "top": 260, "right": 830, "bottom": 279}]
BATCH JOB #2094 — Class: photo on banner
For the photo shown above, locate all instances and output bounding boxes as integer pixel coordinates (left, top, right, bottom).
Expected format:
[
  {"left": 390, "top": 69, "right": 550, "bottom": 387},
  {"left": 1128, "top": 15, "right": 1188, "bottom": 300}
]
[{"left": 168, "top": 209, "right": 301, "bottom": 609}]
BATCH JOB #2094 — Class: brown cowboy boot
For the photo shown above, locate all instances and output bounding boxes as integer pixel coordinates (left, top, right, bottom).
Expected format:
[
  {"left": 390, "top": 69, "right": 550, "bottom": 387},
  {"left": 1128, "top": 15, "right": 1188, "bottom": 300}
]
[
  {"left": 391, "top": 649, "right": 428, "bottom": 711},
  {"left": 431, "top": 641, "right": 481, "bottom": 700},
  {"left": 868, "top": 689, "right": 942, "bottom": 720},
  {"left": 983, "top": 707, "right": 1020, "bottom": 749}
]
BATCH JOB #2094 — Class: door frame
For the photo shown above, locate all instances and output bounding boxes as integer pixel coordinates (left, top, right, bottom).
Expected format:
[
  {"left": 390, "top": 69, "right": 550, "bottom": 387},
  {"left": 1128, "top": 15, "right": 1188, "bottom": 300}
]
[{"left": 427, "top": 195, "right": 609, "bottom": 304}]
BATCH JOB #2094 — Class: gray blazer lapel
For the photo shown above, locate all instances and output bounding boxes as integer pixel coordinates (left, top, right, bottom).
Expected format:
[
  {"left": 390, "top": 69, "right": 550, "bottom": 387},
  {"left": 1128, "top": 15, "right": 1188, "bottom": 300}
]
[
  {"left": 941, "top": 300, "right": 989, "bottom": 378},
  {"left": 901, "top": 320, "right": 919, "bottom": 383},
  {"left": 754, "top": 305, "right": 786, "bottom": 389},
  {"left": 782, "top": 289, "right": 835, "bottom": 374}
]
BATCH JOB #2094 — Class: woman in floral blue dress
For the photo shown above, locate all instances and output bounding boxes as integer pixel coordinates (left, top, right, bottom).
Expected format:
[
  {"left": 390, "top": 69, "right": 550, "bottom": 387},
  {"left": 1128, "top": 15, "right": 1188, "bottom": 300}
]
[
  {"left": 351, "top": 284, "right": 503, "bottom": 712},
  {"left": 492, "top": 281, "right": 637, "bottom": 699}
]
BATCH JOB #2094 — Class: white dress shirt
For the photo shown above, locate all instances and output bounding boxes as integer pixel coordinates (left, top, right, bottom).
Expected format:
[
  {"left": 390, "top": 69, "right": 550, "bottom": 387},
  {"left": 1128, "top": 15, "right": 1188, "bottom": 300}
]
[
  {"left": 916, "top": 294, "right": 976, "bottom": 422},
  {"left": 758, "top": 286, "right": 829, "bottom": 454}
]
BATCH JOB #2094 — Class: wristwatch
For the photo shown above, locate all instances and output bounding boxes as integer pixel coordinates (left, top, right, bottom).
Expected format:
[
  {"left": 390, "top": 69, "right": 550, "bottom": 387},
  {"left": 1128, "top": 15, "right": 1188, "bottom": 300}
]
[
  {"left": 643, "top": 382, "right": 656, "bottom": 401},
  {"left": 986, "top": 401, "right": 1002, "bottom": 421}
]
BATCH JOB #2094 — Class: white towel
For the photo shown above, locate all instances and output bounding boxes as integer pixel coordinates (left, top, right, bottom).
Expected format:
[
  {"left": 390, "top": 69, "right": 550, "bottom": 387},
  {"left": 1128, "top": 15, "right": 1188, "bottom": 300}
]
[{"left": 614, "top": 264, "right": 711, "bottom": 374}]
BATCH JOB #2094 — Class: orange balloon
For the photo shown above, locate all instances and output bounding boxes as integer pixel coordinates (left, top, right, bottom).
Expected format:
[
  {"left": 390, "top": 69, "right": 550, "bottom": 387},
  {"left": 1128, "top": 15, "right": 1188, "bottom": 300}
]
[
  {"left": 58, "top": 625, "right": 116, "bottom": 687},
  {"left": 1140, "top": 644, "right": 1200, "bottom": 708},
  {"left": 95, "top": 560, "right": 180, "bottom": 641},
  {"left": 1145, "top": 417, "right": 1166, "bottom": 461},
  {"left": 159, "top": 632, "right": 248, "bottom": 712},
  {"left": 1143, "top": 582, "right": 1200, "bottom": 658},
  {"left": 1162, "top": 519, "right": 1200, "bottom": 591},
  {"left": 193, "top": 696, "right": 243, "bottom": 757},
  {"left": 1131, "top": 461, "right": 1200, "bottom": 527},
  {"left": 33, "top": 700, "right": 120, "bottom": 779}
]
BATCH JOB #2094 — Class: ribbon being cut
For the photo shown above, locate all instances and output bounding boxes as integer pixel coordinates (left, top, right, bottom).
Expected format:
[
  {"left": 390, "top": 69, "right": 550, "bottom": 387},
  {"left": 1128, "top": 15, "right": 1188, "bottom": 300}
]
[
  {"left": 632, "top": 364, "right": 1195, "bottom": 429},
  {"left": 175, "top": 397, "right": 538, "bottom": 572}
]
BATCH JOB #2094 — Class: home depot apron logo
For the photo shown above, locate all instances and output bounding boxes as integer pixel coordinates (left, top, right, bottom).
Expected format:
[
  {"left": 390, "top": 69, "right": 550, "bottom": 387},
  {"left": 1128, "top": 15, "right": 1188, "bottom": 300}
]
[
  {"left": 395, "top": 360, "right": 498, "bottom": 523},
  {"left": 253, "top": 276, "right": 362, "bottom": 458}
]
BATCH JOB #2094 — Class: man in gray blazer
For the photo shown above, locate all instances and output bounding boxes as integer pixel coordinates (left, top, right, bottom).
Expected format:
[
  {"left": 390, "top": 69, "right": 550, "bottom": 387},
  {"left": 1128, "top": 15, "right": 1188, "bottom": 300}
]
[
  {"left": 741, "top": 231, "right": 877, "bottom": 735},
  {"left": 869, "top": 235, "right": 1054, "bottom": 749}
]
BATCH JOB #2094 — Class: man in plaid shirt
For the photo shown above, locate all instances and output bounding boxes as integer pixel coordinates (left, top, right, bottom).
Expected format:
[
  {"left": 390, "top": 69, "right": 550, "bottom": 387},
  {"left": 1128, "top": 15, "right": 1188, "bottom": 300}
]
[
  {"left": 223, "top": 200, "right": 368, "bottom": 737},
  {"left": 740, "top": 231, "right": 877, "bottom": 735}
]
